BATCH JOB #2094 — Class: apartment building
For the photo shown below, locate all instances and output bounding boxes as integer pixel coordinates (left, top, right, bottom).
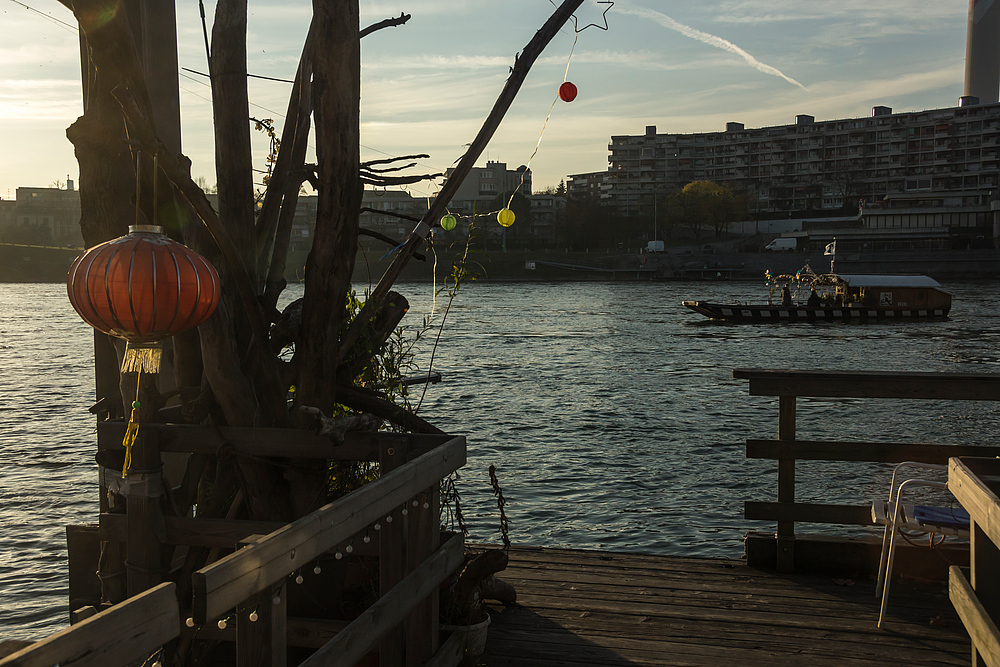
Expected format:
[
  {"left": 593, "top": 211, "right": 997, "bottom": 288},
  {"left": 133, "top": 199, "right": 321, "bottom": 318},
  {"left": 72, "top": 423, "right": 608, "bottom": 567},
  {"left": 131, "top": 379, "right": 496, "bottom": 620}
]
[
  {"left": 566, "top": 171, "right": 611, "bottom": 204},
  {"left": 606, "top": 98, "right": 1000, "bottom": 245},
  {"left": 1, "top": 182, "right": 83, "bottom": 246},
  {"left": 441, "top": 161, "right": 532, "bottom": 214}
]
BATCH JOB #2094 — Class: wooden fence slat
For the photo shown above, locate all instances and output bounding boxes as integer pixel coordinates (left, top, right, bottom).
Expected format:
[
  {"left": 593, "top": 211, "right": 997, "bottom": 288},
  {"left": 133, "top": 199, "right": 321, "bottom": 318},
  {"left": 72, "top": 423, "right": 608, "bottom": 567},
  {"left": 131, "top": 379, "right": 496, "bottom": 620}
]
[
  {"left": 101, "top": 515, "right": 385, "bottom": 555},
  {"left": 732, "top": 368, "right": 1000, "bottom": 401},
  {"left": 101, "top": 513, "right": 285, "bottom": 548},
  {"left": 97, "top": 422, "right": 451, "bottom": 460},
  {"left": 379, "top": 436, "right": 408, "bottom": 667},
  {"left": 421, "top": 631, "right": 465, "bottom": 667},
  {"left": 950, "top": 458, "right": 1000, "bottom": 548},
  {"left": 748, "top": 440, "right": 1000, "bottom": 464},
  {"left": 950, "top": 566, "right": 1000, "bottom": 667},
  {"left": 407, "top": 483, "right": 440, "bottom": 666},
  {"left": 298, "top": 533, "right": 466, "bottom": 667},
  {"left": 192, "top": 436, "right": 466, "bottom": 623},
  {"left": 744, "top": 501, "right": 873, "bottom": 525},
  {"left": 0, "top": 583, "right": 178, "bottom": 667}
]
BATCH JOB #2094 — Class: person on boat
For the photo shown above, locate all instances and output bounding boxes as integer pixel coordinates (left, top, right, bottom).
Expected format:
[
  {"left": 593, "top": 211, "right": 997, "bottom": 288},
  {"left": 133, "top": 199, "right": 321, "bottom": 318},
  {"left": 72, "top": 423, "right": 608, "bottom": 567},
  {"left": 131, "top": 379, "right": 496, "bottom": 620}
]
[
  {"left": 781, "top": 285, "right": 792, "bottom": 307},
  {"left": 807, "top": 289, "right": 821, "bottom": 307}
]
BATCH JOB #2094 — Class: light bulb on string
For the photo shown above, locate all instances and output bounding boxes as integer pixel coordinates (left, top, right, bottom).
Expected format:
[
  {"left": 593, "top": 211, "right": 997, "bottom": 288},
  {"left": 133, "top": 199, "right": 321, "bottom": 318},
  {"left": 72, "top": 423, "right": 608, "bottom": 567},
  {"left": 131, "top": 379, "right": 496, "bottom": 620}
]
[{"left": 249, "top": 610, "right": 259, "bottom": 622}]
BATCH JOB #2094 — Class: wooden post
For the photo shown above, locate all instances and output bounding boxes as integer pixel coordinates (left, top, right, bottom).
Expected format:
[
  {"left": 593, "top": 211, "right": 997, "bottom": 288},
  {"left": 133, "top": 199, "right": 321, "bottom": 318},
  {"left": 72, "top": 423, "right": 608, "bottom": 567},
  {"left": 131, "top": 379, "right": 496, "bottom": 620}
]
[
  {"left": 125, "top": 425, "right": 165, "bottom": 596},
  {"left": 137, "top": 0, "right": 181, "bottom": 154},
  {"left": 95, "top": 334, "right": 126, "bottom": 604},
  {"left": 380, "top": 436, "right": 409, "bottom": 667},
  {"left": 406, "top": 477, "right": 440, "bottom": 666},
  {"left": 237, "top": 582, "right": 287, "bottom": 667},
  {"left": 971, "top": 520, "right": 1000, "bottom": 666},
  {"left": 776, "top": 395, "right": 796, "bottom": 573},
  {"left": 234, "top": 534, "right": 287, "bottom": 667}
]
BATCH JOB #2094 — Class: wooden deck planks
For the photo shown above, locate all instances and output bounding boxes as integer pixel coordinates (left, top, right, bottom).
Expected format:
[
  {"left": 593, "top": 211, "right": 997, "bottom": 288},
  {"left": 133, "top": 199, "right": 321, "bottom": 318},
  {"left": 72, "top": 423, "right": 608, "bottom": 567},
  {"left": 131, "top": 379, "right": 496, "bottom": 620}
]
[{"left": 479, "top": 546, "right": 969, "bottom": 666}]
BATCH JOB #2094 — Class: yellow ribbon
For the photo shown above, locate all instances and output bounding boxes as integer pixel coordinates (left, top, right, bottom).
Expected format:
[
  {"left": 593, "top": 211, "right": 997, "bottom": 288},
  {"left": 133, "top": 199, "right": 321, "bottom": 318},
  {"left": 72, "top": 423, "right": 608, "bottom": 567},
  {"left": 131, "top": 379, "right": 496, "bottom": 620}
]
[{"left": 121, "top": 366, "right": 142, "bottom": 477}]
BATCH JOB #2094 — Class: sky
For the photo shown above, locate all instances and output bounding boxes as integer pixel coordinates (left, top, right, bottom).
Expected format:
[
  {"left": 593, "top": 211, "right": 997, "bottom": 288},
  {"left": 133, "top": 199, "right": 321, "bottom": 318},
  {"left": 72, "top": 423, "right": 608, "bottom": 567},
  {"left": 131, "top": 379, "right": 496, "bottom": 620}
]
[{"left": 0, "top": 0, "right": 975, "bottom": 201}]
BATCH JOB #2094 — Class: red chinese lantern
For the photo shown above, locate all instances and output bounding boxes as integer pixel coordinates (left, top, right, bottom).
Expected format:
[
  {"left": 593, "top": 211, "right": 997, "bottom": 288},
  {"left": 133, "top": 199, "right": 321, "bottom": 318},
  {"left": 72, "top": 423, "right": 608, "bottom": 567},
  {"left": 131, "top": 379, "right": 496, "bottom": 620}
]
[
  {"left": 558, "top": 81, "right": 578, "bottom": 102},
  {"left": 67, "top": 224, "right": 221, "bottom": 373}
]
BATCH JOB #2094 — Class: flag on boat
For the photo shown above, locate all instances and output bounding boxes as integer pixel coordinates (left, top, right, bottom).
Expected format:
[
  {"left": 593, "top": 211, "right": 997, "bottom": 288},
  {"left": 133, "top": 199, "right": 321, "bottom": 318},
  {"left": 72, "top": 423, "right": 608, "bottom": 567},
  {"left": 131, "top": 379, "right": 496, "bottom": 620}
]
[{"left": 824, "top": 240, "right": 837, "bottom": 256}]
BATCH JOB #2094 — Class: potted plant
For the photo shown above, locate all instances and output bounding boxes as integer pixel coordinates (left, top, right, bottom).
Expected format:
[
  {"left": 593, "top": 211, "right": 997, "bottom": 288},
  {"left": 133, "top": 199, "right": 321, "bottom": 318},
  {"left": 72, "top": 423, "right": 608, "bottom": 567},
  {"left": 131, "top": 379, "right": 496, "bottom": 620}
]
[{"left": 440, "top": 465, "right": 517, "bottom": 660}]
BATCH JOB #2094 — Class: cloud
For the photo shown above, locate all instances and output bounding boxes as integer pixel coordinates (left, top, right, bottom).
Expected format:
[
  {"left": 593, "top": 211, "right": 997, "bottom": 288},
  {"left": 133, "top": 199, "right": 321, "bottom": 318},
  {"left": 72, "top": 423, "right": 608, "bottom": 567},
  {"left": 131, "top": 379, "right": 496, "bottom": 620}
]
[
  {"left": 0, "top": 78, "right": 81, "bottom": 120},
  {"left": 708, "top": 0, "right": 959, "bottom": 25},
  {"left": 616, "top": 4, "right": 808, "bottom": 90}
]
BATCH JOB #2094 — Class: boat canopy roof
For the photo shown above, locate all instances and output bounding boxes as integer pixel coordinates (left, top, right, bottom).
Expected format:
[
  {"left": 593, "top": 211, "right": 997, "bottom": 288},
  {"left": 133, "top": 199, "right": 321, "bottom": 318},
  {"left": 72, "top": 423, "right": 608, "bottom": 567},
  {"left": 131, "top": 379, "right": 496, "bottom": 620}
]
[{"left": 837, "top": 274, "right": 943, "bottom": 288}]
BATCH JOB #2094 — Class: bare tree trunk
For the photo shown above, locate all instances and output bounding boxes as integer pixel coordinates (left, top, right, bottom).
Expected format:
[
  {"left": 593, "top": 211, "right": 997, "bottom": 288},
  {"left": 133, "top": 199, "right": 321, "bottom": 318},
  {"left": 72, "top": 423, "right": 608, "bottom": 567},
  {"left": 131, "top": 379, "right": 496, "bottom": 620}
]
[
  {"left": 256, "top": 23, "right": 315, "bottom": 293},
  {"left": 63, "top": 0, "right": 143, "bottom": 247},
  {"left": 210, "top": 0, "right": 256, "bottom": 263},
  {"left": 294, "top": 0, "right": 362, "bottom": 419}
]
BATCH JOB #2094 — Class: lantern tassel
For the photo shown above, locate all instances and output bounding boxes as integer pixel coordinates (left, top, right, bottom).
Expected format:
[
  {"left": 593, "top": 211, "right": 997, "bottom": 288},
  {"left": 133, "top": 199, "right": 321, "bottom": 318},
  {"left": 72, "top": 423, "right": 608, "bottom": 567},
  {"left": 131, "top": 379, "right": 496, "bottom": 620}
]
[{"left": 121, "top": 343, "right": 162, "bottom": 374}]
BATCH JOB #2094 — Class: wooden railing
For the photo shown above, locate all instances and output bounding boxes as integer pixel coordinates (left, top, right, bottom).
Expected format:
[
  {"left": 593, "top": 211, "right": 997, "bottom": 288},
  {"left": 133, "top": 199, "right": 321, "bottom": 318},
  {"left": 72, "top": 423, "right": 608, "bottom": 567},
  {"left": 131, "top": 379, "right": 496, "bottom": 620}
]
[
  {"left": 734, "top": 369, "right": 1000, "bottom": 573},
  {"left": 949, "top": 456, "right": 1000, "bottom": 667},
  {"left": 0, "top": 583, "right": 178, "bottom": 667},
  {"left": 1, "top": 425, "right": 468, "bottom": 667}
]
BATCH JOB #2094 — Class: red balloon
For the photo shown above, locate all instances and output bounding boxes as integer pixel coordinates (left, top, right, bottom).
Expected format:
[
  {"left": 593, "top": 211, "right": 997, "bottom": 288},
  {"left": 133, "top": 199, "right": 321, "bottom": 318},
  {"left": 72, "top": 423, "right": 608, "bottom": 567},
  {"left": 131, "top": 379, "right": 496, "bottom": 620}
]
[
  {"left": 67, "top": 226, "right": 221, "bottom": 342},
  {"left": 558, "top": 81, "right": 578, "bottom": 102}
]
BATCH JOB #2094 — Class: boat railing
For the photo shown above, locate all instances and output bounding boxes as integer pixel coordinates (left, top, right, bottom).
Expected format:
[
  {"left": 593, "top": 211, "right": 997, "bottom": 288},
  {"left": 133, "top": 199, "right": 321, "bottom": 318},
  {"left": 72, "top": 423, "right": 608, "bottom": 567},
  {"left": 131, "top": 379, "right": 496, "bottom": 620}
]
[{"left": 733, "top": 368, "right": 1000, "bottom": 574}]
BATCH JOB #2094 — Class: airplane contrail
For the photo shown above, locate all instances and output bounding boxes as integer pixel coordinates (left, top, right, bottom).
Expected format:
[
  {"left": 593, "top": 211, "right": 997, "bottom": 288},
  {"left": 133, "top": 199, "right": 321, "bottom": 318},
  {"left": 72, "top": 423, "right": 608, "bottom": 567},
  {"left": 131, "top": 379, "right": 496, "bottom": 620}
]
[{"left": 620, "top": 5, "right": 808, "bottom": 91}]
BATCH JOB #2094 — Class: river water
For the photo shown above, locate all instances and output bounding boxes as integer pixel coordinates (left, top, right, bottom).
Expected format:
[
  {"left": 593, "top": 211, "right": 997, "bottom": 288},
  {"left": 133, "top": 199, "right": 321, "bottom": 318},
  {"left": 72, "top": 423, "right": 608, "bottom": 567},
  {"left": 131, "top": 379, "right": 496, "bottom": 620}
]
[{"left": 2, "top": 278, "right": 1000, "bottom": 639}]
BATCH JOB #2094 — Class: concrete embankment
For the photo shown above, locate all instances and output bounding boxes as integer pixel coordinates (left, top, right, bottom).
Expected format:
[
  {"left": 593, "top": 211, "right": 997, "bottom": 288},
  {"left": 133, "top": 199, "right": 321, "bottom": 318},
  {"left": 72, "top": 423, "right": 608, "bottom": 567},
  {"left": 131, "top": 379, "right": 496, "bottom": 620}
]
[
  {"left": 0, "top": 244, "right": 83, "bottom": 283},
  {"left": 9, "top": 243, "right": 1000, "bottom": 284},
  {"left": 347, "top": 248, "right": 1000, "bottom": 283}
]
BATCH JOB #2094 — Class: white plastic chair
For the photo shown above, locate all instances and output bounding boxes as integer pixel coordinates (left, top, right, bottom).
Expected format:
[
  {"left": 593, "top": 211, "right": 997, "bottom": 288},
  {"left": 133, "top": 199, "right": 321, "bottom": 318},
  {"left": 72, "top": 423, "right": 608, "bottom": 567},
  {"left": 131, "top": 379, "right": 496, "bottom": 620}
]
[{"left": 872, "top": 461, "right": 970, "bottom": 629}]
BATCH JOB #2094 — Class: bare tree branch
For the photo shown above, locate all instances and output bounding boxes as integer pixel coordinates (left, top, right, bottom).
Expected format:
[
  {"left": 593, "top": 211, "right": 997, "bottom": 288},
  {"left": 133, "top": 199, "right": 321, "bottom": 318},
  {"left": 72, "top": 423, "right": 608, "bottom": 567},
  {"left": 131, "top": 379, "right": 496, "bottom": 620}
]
[
  {"left": 363, "top": 162, "right": 420, "bottom": 174},
  {"left": 360, "top": 172, "right": 442, "bottom": 186},
  {"left": 359, "top": 12, "right": 410, "bottom": 38},
  {"left": 362, "top": 153, "right": 430, "bottom": 168},
  {"left": 337, "top": 0, "right": 587, "bottom": 365}
]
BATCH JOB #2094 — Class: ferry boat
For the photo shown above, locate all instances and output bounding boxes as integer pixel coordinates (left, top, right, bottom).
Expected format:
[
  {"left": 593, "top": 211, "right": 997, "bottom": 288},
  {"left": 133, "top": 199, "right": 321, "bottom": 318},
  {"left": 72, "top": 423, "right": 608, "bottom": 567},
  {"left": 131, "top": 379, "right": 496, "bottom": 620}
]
[{"left": 682, "top": 269, "right": 951, "bottom": 323}]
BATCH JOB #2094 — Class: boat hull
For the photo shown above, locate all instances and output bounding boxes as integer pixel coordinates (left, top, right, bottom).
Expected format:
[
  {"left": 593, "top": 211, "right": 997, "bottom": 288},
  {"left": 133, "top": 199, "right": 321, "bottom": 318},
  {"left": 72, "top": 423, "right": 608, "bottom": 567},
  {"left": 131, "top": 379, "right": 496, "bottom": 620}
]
[{"left": 681, "top": 301, "right": 950, "bottom": 322}]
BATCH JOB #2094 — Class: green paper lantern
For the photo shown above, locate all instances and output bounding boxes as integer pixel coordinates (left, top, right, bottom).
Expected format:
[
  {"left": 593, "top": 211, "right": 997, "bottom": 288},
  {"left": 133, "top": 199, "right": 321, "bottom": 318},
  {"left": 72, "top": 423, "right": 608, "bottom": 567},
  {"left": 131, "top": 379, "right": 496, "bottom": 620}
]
[
  {"left": 440, "top": 214, "right": 457, "bottom": 231},
  {"left": 497, "top": 208, "right": 515, "bottom": 227}
]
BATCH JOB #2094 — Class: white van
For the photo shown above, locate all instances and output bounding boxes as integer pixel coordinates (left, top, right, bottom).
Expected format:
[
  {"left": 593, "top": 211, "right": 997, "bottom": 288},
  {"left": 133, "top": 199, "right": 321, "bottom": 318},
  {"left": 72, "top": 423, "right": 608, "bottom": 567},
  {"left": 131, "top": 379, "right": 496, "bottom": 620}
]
[{"left": 764, "top": 238, "right": 797, "bottom": 252}]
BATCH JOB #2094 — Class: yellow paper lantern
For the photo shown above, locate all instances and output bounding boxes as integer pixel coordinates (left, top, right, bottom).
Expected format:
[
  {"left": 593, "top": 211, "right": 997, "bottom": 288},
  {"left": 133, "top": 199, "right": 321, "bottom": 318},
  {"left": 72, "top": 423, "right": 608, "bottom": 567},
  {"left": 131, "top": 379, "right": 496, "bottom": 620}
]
[
  {"left": 440, "top": 214, "right": 457, "bottom": 231},
  {"left": 497, "top": 208, "right": 515, "bottom": 227}
]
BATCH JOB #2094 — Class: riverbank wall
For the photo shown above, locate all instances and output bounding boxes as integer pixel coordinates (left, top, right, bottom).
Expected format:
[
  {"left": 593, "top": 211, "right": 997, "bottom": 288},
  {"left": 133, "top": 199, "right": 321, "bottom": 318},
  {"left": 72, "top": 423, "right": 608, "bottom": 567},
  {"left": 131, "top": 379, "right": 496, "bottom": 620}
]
[{"left": 7, "top": 242, "right": 1000, "bottom": 284}]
